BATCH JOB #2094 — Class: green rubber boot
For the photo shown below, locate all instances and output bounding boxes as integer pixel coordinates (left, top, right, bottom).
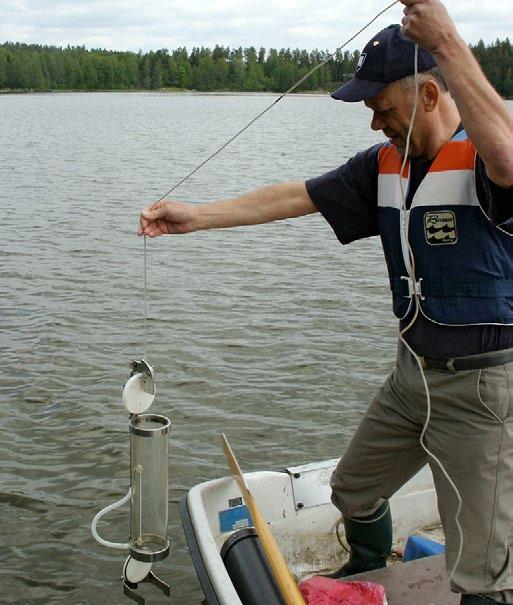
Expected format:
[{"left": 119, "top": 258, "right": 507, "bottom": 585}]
[{"left": 328, "top": 501, "right": 392, "bottom": 579}]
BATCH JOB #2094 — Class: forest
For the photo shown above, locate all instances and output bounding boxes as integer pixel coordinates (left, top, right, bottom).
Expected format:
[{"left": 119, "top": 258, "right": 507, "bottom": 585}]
[{"left": 1, "top": 38, "right": 512, "bottom": 97}]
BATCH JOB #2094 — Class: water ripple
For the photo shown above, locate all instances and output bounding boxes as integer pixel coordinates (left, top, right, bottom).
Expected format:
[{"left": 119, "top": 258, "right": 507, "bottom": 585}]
[{"left": 0, "top": 91, "right": 468, "bottom": 604}]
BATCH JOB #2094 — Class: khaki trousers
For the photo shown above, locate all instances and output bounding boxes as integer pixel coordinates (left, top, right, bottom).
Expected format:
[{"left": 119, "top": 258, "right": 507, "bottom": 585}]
[{"left": 330, "top": 342, "right": 513, "bottom": 599}]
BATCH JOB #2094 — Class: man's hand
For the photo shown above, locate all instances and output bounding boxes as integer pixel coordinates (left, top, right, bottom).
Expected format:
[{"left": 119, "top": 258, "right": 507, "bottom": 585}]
[
  {"left": 138, "top": 200, "right": 198, "bottom": 237},
  {"left": 399, "top": 0, "right": 513, "bottom": 188},
  {"left": 400, "top": 0, "right": 460, "bottom": 54}
]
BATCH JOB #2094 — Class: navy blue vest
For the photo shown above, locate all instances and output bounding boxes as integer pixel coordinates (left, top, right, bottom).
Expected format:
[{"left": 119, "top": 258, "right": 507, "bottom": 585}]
[{"left": 377, "top": 131, "right": 513, "bottom": 325}]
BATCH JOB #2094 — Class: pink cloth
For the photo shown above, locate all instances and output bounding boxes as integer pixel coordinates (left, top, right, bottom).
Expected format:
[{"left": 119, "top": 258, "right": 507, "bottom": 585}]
[{"left": 299, "top": 576, "right": 387, "bottom": 605}]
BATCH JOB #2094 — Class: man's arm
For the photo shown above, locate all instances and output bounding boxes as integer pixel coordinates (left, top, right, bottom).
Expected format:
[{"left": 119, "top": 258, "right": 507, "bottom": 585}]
[
  {"left": 400, "top": 0, "right": 513, "bottom": 188},
  {"left": 138, "top": 181, "right": 317, "bottom": 238}
]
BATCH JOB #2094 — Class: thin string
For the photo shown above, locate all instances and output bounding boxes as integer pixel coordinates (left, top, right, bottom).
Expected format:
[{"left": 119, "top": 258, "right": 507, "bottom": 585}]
[
  {"left": 142, "top": 0, "right": 401, "bottom": 357},
  {"left": 143, "top": 235, "right": 148, "bottom": 360},
  {"left": 151, "top": 0, "right": 400, "bottom": 205}
]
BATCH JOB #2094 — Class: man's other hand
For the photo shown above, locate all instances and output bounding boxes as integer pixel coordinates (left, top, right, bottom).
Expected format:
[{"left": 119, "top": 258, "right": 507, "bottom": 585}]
[{"left": 400, "top": 0, "right": 460, "bottom": 54}]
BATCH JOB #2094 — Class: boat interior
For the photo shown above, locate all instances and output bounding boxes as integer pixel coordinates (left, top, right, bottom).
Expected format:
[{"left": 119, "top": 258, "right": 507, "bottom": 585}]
[{"left": 181, "top": 459, "right": 454, "bottom": 604}]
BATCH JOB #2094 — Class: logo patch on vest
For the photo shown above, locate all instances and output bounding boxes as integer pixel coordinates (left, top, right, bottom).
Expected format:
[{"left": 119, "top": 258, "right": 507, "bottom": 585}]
[{"left": 424, "top": 211, "right": 457, "bottom": 245}]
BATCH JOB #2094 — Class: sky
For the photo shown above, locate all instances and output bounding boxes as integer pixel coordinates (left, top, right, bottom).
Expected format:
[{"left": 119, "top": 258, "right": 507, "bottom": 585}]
[{"left": 1, "top": 0, "right": 511, "bottom": 53}]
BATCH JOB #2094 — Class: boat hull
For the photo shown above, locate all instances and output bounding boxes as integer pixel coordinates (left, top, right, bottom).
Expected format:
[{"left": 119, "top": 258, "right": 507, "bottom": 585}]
[{"left": 180, "top": 460, "right": 439, "bottom": 605}]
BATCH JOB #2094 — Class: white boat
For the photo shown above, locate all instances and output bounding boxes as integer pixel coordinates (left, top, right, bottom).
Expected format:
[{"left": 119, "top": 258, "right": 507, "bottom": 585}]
[{"left": 180, "top": 458, "right": 456, "bottom": 605}]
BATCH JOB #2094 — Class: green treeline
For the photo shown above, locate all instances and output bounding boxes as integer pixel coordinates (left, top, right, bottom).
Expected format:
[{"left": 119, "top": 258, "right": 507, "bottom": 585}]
[{"left": 1, "top": 39, "right": 513, "bottom": 97}]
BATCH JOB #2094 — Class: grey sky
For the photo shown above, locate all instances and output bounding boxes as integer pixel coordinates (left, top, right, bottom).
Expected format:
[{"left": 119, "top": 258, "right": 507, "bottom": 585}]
[{"left": 1, "top": 0, "right": 511, "bottom": 52}]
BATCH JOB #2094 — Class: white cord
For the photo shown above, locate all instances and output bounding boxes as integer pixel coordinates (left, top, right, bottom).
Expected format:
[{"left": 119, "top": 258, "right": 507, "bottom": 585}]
[
  {"left": 91, "top": 488, "right": 131, "bottom": 549},
  {"left": 397, "top": 45, "right": 464, "bottom": 601}
]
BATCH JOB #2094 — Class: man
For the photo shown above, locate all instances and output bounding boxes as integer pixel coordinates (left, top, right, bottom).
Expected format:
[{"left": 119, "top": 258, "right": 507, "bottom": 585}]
[{"left": 139, "top": 1, "right": 513, "bottom": 602}]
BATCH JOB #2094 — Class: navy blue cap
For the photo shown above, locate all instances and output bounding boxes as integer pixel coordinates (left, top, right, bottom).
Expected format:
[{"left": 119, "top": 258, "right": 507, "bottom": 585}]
[{"left": 331, "top": 24, "right": 437, "bottom": 102}]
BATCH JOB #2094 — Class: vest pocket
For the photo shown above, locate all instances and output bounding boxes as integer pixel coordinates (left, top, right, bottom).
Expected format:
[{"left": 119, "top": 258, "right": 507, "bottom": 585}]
[{"left": 477, "top": 364, "right": 513, "bottom": 423}]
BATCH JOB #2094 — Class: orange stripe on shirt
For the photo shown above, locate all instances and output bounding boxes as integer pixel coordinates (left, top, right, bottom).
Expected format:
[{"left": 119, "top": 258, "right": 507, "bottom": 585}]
[
  {"left": 378, "top": 139, "right": 476, "bottom": 175},
  {"left": 430, "top": 140, "right": 476, "bottom": 172},
  {"left": 378, "top": 145, "right": 409, "bottom": 176}
]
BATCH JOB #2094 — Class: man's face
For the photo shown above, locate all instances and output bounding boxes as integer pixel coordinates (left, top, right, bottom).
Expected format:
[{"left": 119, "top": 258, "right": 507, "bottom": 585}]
[{"left": 364, "top": 80, "right": 423, "bottom": 157}]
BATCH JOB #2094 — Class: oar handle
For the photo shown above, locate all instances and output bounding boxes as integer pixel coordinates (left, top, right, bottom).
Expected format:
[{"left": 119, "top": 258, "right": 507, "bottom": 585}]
[{"left": 221, "top": 434, "right": 306, "bottom": 605}]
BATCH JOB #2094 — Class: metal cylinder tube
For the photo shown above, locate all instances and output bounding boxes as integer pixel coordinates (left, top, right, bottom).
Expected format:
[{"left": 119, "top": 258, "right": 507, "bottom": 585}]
[{"left": 129, "top": 414, "right": 171, "bottom": 562}]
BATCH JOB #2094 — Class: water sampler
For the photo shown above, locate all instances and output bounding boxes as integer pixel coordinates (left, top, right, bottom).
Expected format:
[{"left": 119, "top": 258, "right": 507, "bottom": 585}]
[{"left": 91, "top": 359, "right": 171, "bottom": 604}]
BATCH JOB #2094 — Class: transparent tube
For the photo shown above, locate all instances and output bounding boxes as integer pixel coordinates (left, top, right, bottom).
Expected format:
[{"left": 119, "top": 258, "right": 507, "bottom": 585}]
[{"left": 129, "top": 414, "right": 171, "bottom": 562}]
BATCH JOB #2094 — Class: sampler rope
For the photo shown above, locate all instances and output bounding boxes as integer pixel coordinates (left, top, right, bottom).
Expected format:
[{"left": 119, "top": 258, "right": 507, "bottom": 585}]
[
  {"left": 142, "top": 0, "right": 400, "bottom": 355},
  {"left": 151, "top": 0, "right": 400, "bottom": 204},
  {"left": 143, "top": 234, "right": 148, "bottom": 360}
]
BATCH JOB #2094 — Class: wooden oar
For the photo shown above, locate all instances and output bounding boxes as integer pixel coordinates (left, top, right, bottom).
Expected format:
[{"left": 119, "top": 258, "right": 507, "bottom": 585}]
[{"left": 221, "top": 434, "right": 306, "bottom": 605}]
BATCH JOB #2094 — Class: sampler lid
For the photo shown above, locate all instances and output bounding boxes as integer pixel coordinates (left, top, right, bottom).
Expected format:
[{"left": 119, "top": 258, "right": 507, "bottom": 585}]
[
  {"left": 122, "top": 360, "right": 156, "bottom": 414},
  {"left": 123, "top": 555, "right": 152, "bottom": 583}
]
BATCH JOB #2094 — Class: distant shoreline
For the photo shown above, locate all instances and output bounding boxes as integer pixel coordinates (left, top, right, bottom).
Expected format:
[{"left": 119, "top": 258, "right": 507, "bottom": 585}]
[
  {"left": 0, "top": 87, "right": 331, "bottom": 96},
  {"left": 3, "top": 39, "right": 512, "bottom": 100},
  {"left": 1, "top": 89, "right": 511, "bottom": 100}
]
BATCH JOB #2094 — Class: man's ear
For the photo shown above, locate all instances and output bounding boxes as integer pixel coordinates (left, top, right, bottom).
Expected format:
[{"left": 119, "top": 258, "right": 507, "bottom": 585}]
[{"left": 421, "top": 79, "right": 440, "bottom": 113}]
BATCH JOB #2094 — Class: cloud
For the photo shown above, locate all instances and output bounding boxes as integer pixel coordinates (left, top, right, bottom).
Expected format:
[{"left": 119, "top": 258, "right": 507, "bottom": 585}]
[{"left": 0, "top": 0, "right": 511, "bottom": 52}]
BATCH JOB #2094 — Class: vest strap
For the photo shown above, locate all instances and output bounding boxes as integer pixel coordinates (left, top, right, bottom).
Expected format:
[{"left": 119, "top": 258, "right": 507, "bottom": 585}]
[{"left": 393, "top": 277, "right": 513, "bottom": 299}]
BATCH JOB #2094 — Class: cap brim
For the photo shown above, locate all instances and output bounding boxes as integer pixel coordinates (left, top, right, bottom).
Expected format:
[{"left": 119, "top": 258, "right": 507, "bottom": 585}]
[{"left": 331, "top": 77, "right": 390, "bottom": 102}]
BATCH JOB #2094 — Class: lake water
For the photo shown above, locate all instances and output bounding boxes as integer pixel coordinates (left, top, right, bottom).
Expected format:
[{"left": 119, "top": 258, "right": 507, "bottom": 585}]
[{"left": 2, "top": 92, "right": 509, "bottom": 604}]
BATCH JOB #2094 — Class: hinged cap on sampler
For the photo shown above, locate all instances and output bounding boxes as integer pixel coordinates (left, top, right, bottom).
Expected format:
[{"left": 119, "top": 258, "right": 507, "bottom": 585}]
[
  {"left": 91, "top": 359, "right": 171, "bottom": 604},
  {"left": 122, "top": 359, "right": 157, "bottom": 414}
]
